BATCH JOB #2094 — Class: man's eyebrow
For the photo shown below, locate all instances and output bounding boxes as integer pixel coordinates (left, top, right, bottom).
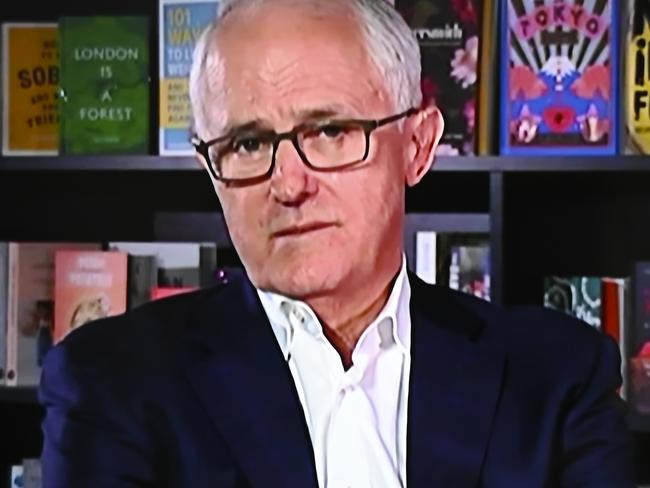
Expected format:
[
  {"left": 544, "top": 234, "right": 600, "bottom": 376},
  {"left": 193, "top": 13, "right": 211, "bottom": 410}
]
[
  {"left": 295, "top": 107, "right": 349, "bottom": 121},
  {"left": 221, "top": 119, "right": 271, "bottom": 137},
  {"left": 220, "top": 106, "right": 353, "bottom": 136}
]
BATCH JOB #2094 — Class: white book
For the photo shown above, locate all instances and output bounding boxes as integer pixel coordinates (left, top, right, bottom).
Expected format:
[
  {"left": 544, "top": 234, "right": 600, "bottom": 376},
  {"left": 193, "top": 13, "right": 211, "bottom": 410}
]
[
  {"left": 415, "top": 231, "right": 437, "bottom": 285},
  {"left": 9, "top": 465, "right": 23, "bottom": 488}
]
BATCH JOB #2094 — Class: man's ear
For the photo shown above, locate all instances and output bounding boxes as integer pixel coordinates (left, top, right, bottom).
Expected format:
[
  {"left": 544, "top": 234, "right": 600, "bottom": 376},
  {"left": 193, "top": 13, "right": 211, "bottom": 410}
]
[{"left": 405, "top": 103, "right": 444, "bottom": 187}]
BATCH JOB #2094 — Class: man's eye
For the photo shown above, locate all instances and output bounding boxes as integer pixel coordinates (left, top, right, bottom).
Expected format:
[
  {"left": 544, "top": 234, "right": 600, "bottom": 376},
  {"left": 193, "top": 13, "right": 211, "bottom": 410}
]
[
  {"left": 317, "top": 124, "right": 347, "bottom": 138},
  {"left": 233, "top": 137, "right": 264, "bottom": 153}
]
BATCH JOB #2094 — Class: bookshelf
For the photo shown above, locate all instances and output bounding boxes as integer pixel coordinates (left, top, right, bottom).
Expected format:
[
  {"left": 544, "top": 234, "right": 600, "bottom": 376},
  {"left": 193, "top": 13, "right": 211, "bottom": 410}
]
[
  {"left": 2, "top": 0, "right": 650, "bottom": 483},
  {"left": 2, "top": 155, "right": 650, "bottom": 482},
  {"left": 3, "top": 154, "right": 650, "bottom": 172}
]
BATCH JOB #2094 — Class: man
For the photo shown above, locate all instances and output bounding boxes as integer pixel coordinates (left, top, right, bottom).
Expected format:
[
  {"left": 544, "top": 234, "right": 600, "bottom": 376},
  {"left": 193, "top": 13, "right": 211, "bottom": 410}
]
[{"left": 39, "top": 0, "right": 634, "bottom": 486}]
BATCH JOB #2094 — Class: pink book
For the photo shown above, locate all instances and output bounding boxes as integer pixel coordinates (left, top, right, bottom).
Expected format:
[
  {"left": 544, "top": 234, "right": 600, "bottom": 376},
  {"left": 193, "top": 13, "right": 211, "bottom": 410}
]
[{"left": 54, "top": 250, "right": 128, "bottom": 344}]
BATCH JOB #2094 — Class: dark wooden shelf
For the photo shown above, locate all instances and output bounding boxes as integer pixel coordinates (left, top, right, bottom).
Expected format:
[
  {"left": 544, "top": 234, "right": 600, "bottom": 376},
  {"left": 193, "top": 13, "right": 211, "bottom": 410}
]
[
  {"left": 1, "top": 155, "right": 650, "bottom": 173},
  {"left": 0, "top": 387, "right": 38, "bottom": 405}
]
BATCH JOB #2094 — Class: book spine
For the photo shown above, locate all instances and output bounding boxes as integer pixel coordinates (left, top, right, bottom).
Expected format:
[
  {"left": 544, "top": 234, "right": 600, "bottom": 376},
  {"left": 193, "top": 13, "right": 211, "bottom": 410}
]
[
  {"left": 631, "top": 262, "right": 650, "bottom": 414},
  {"left": 415, "top": 231, "right": 437, "bottom": 285},
  {"left": 477, "top": 0, "right": 496, "bottom": 154},
  {"left": 0, "top": 243, "right": 7, "bottom": 385},
  {"left": 127, "top": 254, "right": 157, "bottom": 309},
  {"left": 199, "top": 244, "right": 217, "bottom": 288},
  {"left": 5, "top": 243, "right": 18, "bottom": 387}
]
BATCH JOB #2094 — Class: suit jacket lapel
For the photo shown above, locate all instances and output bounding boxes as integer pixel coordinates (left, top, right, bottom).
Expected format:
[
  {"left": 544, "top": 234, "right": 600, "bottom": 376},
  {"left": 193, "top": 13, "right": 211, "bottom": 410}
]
[
  {"left": 183, "top": 271, "right": 318, "bottom": 488},
  {"left": 407, "top": 272, "right": 505, "bottom": 488}
]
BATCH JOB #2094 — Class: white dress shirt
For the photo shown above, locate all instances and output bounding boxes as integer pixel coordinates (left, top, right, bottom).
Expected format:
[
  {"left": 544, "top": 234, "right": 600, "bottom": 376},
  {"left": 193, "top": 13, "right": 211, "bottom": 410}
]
[{"left": 257, "top": 256, "right": 412, "bottom": 488}]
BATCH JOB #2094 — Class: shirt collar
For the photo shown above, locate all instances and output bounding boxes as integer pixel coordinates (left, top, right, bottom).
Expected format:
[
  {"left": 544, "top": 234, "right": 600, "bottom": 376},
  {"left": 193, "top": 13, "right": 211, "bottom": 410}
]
[{"left": 256, "top": 254, "right": 411, "bottom": 360}]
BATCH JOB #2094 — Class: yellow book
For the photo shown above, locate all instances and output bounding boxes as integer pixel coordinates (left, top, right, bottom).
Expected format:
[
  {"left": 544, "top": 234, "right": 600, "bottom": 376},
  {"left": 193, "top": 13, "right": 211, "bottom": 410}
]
[
  {"left": 2, "top": 23, "right": 59, "bottom": 155},
  {"left": 625, "top": 2, "right": 650, "bottom": 154}
]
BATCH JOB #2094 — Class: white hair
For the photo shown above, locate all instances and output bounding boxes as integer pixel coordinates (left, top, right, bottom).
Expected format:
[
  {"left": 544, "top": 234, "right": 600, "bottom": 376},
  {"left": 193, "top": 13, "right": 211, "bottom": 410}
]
[{"left": 189, "top": 0, "right": 422, "bottom": 138}]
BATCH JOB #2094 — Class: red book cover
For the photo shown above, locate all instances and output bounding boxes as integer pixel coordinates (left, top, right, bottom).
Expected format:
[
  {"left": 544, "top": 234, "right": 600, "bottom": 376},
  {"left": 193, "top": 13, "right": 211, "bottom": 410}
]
[
  {"left": 54, "top": 250, "right": 128, "bottom": 344},
  {"left": 601, "top": 278, "right": 620, "bottom": 343},
  {"left": 150, "top": 286, "right": 197, "bottom": 301}
]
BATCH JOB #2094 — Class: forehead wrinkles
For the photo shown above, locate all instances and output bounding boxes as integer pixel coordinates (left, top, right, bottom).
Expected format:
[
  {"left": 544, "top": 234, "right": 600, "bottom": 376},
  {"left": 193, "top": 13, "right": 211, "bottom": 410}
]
[{"left": 251, "top": 54, "right": 376, "bottom": 107}]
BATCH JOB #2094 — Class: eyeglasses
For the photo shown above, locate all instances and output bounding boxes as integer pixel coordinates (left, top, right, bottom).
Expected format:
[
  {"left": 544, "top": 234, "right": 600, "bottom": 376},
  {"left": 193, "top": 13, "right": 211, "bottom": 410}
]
[{"left": 191, "top": 108, "right": 417, "bottom": 184}]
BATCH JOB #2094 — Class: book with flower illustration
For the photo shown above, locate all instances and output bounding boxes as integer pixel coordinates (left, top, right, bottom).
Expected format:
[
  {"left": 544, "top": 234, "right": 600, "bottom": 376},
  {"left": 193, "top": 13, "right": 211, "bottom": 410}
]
[
  {"left": 53, "top": 250, "right": 128, "bottom": 345},
  {"left": 500, "top": 0, "right": 618, "bottom": 155},
  {"left": 395, "top": 0, "right": 482, "bottom": 155}
]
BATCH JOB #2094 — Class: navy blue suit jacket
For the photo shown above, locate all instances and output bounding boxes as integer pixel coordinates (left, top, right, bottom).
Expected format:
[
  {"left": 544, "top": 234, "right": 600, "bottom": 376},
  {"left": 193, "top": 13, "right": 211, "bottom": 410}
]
[{"left": 39, "top": 269, "right": 634, "bottom": 487}]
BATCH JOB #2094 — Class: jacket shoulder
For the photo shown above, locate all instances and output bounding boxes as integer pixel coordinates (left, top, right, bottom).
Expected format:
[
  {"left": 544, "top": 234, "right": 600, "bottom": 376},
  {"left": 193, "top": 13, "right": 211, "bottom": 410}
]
[{"left": 45, "top": 268, "right": 244, "bottom": 374}]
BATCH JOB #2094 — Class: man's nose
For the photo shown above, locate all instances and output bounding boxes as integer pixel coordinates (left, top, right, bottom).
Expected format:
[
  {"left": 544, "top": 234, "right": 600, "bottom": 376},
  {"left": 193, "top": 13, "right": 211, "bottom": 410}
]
[{"left": 270, "top": 139, "right": 318, "bottom": 205}]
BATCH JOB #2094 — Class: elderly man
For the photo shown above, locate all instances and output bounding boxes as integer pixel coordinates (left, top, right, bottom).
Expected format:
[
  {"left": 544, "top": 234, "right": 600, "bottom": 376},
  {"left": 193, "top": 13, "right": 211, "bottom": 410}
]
[{"left": 39, "top": 0, "right": 633, "bottom": 487}]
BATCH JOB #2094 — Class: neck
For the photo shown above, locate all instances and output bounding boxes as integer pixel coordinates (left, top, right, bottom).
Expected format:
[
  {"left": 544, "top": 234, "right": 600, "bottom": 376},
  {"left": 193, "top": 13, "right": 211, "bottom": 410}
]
[{"left": 305, "top": 253, "right": 402, "bottom": 369}]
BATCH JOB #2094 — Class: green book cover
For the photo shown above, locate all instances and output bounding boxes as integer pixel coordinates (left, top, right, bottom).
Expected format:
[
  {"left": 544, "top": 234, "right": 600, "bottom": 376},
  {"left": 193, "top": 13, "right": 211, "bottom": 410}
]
[{"left": 59, "top": 16, "right": 149, "bottom": 154}]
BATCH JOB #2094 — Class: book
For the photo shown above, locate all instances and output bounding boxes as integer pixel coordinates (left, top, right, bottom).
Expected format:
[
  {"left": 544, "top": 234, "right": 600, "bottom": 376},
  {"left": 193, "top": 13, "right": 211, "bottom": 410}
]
[
  {"left": 395, "top": 0, "right": 481, "bottom": 155},
  {"left": 127, "top": 254, "right": 158, "bottom": 309},
  {"left": 2, "top": 23, "right": 59, "bottom": 155},
  {"left": 151, "top": 286, "right": 197, "bottom": 300},
  {"left": 630, "top": 262, "right": 650, "bottom": 414},
  {"left": 602, "top": 277, "right": 630, "bottom": 398},
  {"left": 448, "top": 245, "right": 490, "bottom": 301},
  {"left": 5, "top": 243, "right": 100, "bottom": 387},
  {"left": 477, "top": 0, "right": 498, "bottom": 154},
  {"left": 107, "top": 242, "right": 202, "bottom": 287},
  {"left": 159, "top": 0, "right": 219, "bottom": 155},
  {"left": 543, "top": 276, "right": 602, "bottom": 329},
  {"left": 0, "top": 243, "right": 7, "bottom": 385},
  {"left": 415, "top": 231, "right": 437, "bottom": 284},
  {"left": 58, "top": 16, "right": 149, "bottom": 154},
  {"left": 435, "top": 232, "right": 490, "bottom": 289},
  {"left": 9, "top": 465, "right": 24, "bottom": 488},
  {"left": 500, "top": 0, "right": 618, "bottom": 155},
  {"left": 54, "top": 250, "right": 128, "bottom": 344},
  {"left": 22, "top": 458, "right": 41, "bottom": 488},
  {"left": 623, "top": 0, "right": 650, "bottom": 153}
]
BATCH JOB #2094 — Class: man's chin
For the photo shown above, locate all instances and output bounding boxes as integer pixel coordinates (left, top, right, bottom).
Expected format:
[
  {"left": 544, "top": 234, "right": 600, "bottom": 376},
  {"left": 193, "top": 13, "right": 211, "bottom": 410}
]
[{"left": 255, "top": 261, "right": 343, "bottom": 300}]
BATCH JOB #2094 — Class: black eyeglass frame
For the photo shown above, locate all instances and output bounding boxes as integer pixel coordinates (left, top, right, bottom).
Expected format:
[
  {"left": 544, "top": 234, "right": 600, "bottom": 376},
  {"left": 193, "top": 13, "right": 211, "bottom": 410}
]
[{"left": 191, "top": 107, "right": 418, "bottom": 184}]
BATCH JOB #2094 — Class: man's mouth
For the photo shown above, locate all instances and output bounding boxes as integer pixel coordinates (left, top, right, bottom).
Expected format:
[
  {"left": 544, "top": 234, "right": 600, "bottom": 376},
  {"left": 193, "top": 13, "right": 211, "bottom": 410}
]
[{"left": 271, "top": 222, "right": 336, "bottom": 238}]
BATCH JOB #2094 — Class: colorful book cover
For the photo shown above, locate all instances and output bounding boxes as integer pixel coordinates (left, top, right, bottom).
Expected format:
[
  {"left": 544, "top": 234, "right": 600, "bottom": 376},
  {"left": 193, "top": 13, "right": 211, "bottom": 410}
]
[
  {"left": 58, "top": 16, "right": 149, "bottom": 154},
  {"left": 630, "top": 262, "right": 650, "bottom": 414},
  {"left": 435, "top": 232, "right": 490, "bottom": 288},
  {"left": 395, "top": 0, "right": 481, "bottom": 155},
  {"left": 543, "top": 276, "right": 602, "bottom": 329},
  {"left": 159, "top": 0, "right": 219, "bottom": 155},
  {"left": 2, "top": 23, "right": 59, "bottom": 155},
  {"left": 624, "top": 0, "right": 650, "bottom": 154},
  {"left": 54, "top": 250, "right": 128, "bottom": 345},
  {"left": 5, "top": 242, "right": 100, "bottom": 387},
  {"left": 500, "top": 0, "right": 618, "bottom": 155},
  {"left": 449, "top": 245, "right": 490, "bottom": 301}
]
